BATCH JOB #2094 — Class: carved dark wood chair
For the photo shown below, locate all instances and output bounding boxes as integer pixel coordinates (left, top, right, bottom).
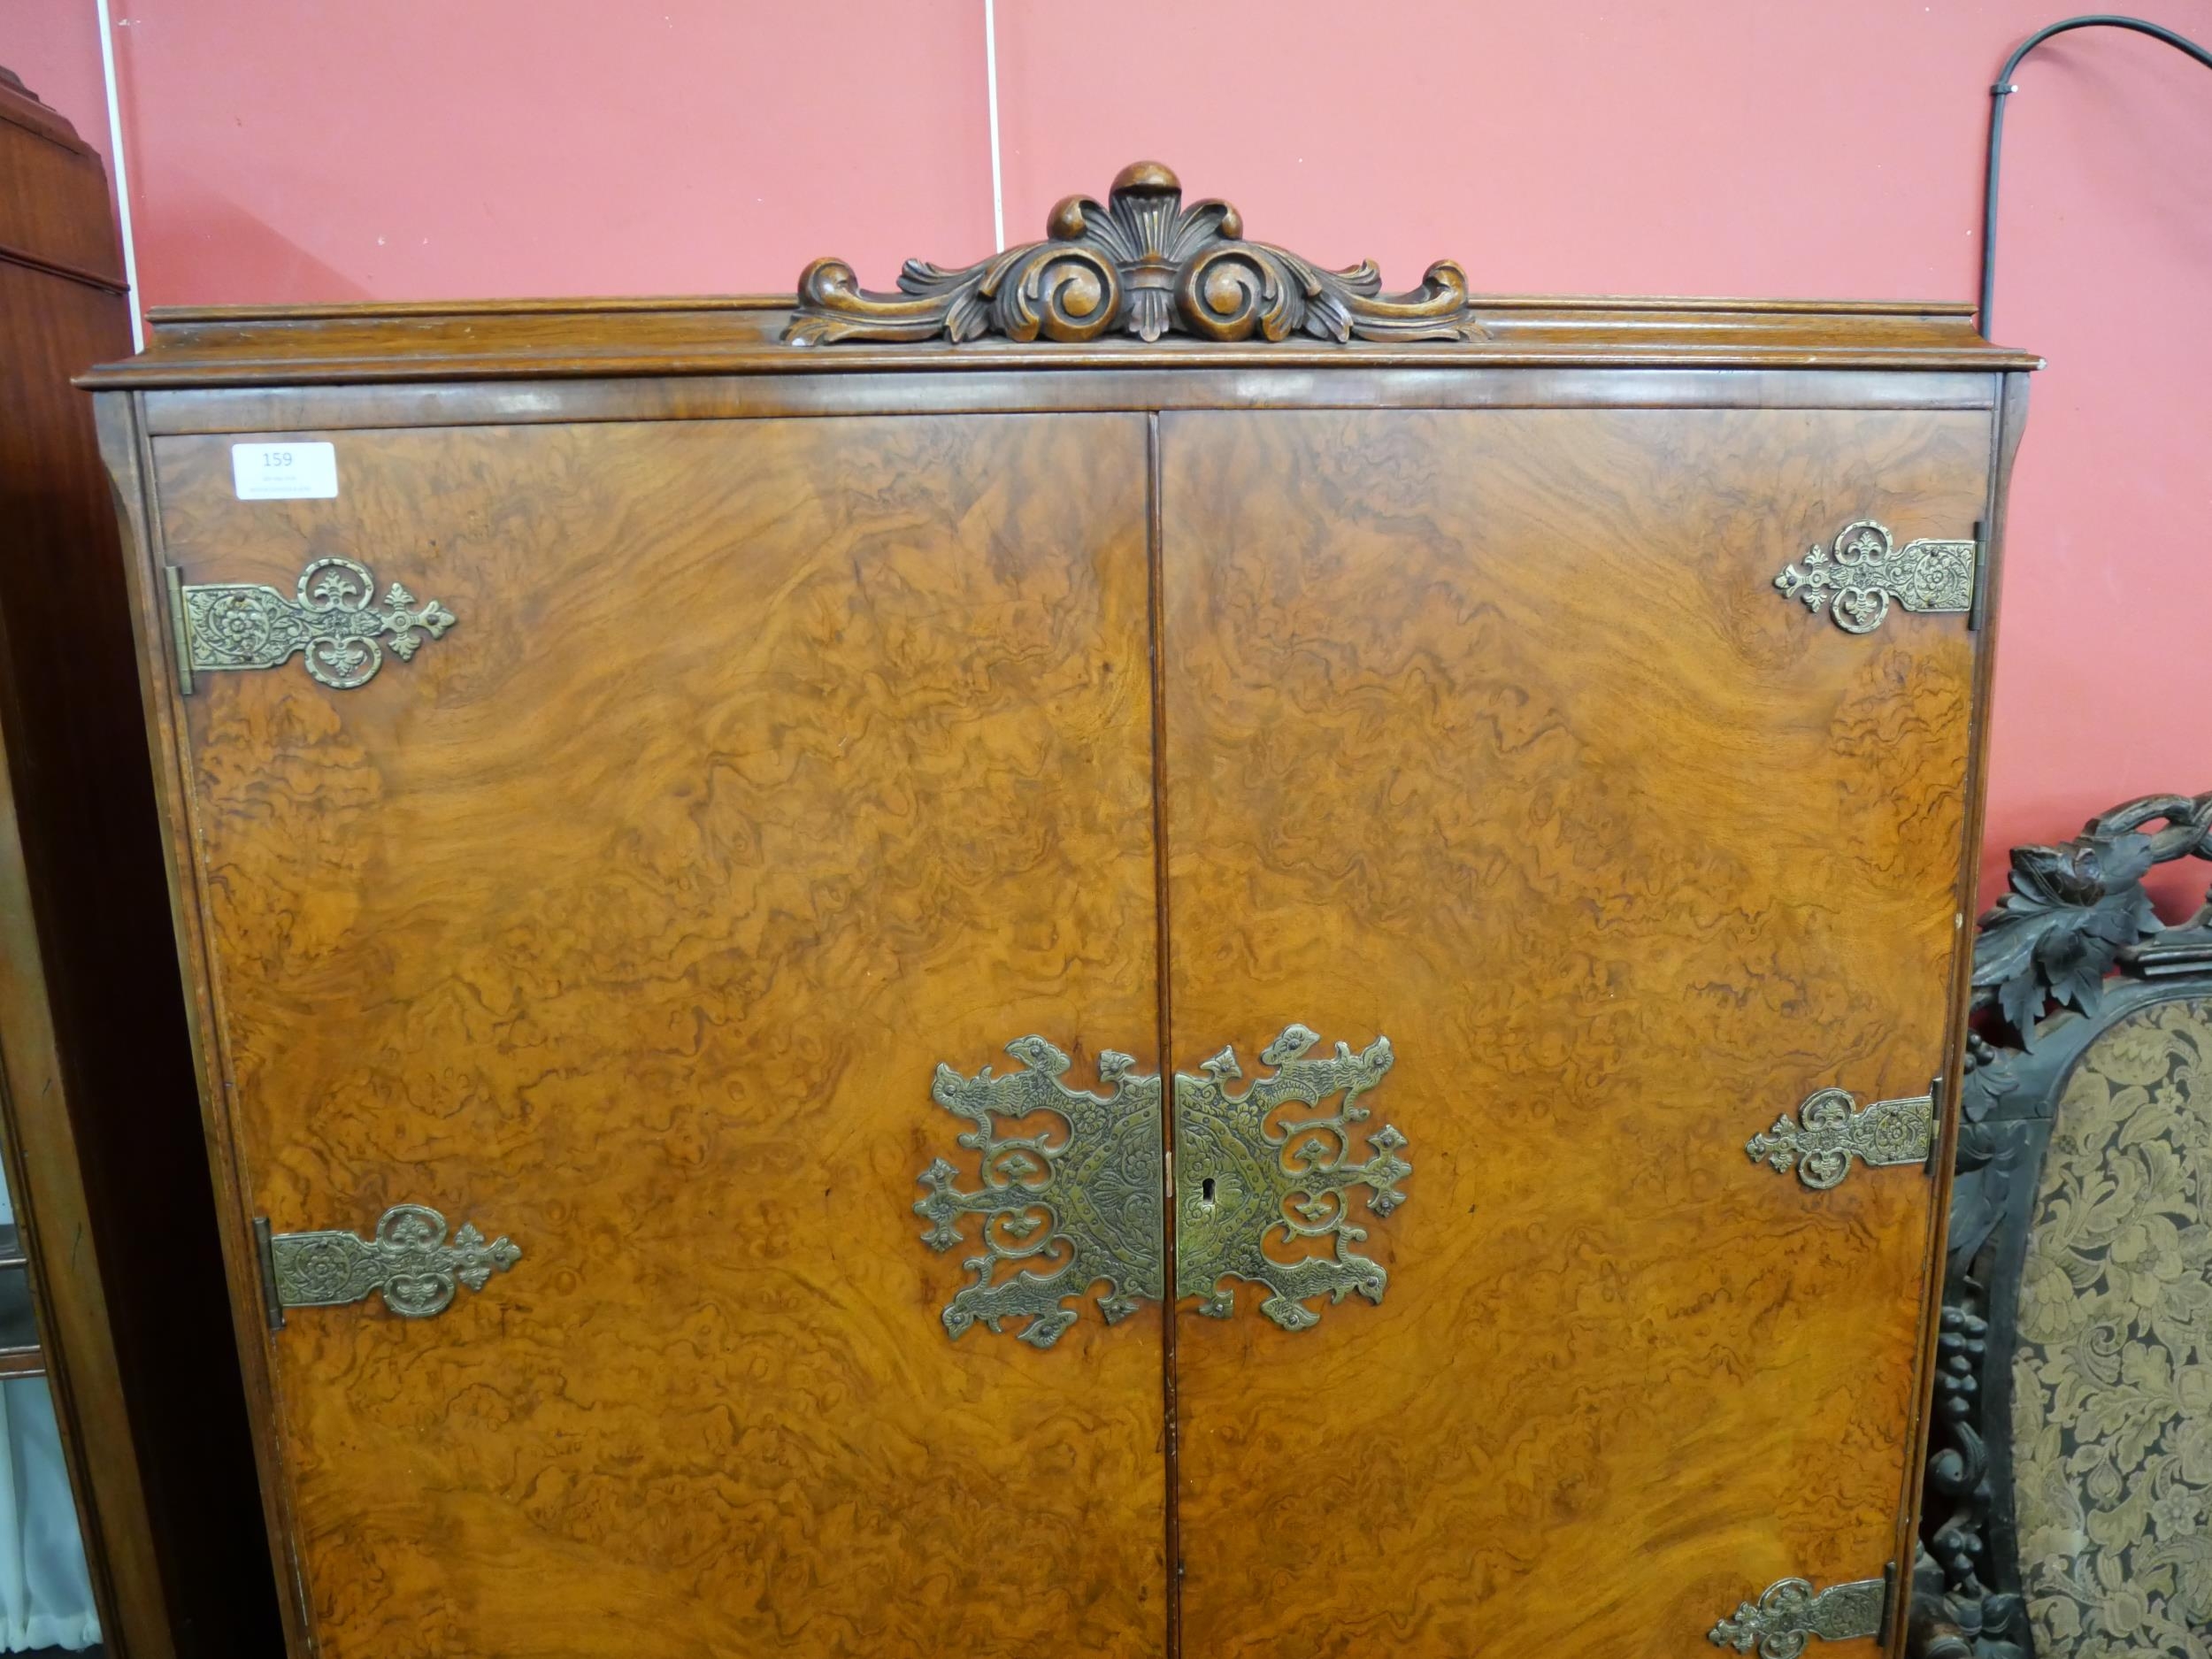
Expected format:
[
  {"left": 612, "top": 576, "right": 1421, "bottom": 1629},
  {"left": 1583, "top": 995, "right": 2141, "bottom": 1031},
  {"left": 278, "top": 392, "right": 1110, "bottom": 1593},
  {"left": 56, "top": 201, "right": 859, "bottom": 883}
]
[{"left": 1912, "top": 792, "right": 2212, "bottom": 1658}]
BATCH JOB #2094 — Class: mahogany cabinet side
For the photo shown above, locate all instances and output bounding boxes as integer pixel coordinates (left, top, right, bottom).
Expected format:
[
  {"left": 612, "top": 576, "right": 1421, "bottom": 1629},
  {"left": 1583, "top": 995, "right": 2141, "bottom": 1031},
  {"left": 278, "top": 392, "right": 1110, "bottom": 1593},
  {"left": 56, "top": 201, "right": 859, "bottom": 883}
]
[{"left": 0, "top": 68, "right": 280, "bottom": 1659}]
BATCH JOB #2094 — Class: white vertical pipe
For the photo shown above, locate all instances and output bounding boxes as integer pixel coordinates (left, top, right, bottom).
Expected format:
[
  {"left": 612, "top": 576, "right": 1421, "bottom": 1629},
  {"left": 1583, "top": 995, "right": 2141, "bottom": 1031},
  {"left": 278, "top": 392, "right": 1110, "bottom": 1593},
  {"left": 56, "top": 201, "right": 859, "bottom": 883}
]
[
  {"left": 93, "top": 0, "right": 143, "bottom": 349},
  {"left": 984, "top": 0, "right": 1004, "bottom": 250}
]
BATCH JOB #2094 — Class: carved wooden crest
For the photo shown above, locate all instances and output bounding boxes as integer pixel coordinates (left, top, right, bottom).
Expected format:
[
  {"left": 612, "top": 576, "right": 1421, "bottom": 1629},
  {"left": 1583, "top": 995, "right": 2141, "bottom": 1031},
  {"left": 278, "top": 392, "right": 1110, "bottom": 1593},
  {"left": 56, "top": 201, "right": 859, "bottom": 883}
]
[{"left": 787, "top": 160, "right": 1479, "bottom": 347}]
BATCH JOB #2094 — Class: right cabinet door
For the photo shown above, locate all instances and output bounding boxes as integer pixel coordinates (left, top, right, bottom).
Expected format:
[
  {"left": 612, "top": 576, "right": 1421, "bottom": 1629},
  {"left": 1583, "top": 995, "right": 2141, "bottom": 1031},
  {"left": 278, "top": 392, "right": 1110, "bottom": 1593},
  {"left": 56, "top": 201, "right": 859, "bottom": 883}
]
[{"left": 1157, "top": 405, "right": 1992, "bottom": 1655}]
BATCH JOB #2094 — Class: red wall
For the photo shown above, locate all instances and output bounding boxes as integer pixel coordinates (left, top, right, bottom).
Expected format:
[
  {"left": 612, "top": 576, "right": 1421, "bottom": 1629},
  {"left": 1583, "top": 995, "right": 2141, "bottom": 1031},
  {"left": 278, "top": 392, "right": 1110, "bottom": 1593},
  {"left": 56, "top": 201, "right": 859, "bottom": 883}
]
[{"left": 9, "top": 1, "right": 2211, "bottom": 911}]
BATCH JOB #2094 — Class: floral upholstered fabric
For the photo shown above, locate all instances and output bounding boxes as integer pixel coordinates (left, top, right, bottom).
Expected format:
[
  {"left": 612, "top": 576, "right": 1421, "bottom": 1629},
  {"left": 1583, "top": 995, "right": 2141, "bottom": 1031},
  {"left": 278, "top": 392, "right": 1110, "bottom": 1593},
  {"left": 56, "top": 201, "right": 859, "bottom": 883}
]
[{"left": 2013, "top": 996, "right": 2212, "bottom": 1657}]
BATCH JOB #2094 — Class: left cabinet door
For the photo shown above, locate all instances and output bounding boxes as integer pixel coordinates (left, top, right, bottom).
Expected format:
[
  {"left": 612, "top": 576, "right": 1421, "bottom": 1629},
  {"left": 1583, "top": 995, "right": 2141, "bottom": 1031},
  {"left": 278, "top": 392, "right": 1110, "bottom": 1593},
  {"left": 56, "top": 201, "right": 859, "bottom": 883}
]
[{"left": 135, "top": 412, "right": 1169, "bottom": 1659}]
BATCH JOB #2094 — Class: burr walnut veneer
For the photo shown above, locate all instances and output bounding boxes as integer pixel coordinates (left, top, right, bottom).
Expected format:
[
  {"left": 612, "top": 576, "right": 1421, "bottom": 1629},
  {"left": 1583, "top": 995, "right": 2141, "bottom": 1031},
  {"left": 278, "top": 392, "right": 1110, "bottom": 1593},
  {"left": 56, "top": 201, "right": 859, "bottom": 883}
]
[{"left": 85, "top": 165, "right": 2037, "bottom": 1658}]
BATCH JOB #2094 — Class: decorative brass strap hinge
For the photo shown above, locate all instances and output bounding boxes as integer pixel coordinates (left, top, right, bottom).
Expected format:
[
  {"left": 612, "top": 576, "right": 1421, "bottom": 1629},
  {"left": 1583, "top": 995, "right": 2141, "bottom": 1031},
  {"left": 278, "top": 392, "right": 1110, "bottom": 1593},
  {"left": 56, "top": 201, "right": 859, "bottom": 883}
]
[
  {"left": 165, "top": 556, "right": 456, "bottom": 694},
  {"left": 256, "top": 1203, "right": 521, "bottom": 1327},
  {"left": 1747, "top": 1084, "right": 1936, "bottom": 1191},
  {"left": 1773, "top": 519, "right": 1978, "bottom": 634},
  {"left": 1174, "top": 1025, "right": 1409, "bottom": 1332},
  {"left": 1709, "top": 1569, "right": 1892, "bottom": 1656},
  {"left": 916, "top": 1037, "right": 1164, "bottom": 1348}
]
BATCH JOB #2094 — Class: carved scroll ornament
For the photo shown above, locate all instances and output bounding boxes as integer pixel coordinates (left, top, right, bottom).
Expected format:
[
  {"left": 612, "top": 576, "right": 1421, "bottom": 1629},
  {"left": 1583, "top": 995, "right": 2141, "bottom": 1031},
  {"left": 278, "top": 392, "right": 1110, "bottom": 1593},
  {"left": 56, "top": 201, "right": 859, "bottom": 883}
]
[
  {"left": 787, "top": 161, "right": 1479, "bottom": 348},
  {"left": 1969, "top": 789, "right": 2212, "bottom": 1048}
]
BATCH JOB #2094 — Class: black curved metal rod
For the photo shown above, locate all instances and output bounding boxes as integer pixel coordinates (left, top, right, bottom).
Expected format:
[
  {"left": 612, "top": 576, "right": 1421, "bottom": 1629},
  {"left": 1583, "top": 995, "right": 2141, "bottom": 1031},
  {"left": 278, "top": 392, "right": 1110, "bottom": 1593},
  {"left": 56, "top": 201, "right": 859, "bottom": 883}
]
[{"left": 1981, "top": 14, "right": 2212, "bottom": 334}]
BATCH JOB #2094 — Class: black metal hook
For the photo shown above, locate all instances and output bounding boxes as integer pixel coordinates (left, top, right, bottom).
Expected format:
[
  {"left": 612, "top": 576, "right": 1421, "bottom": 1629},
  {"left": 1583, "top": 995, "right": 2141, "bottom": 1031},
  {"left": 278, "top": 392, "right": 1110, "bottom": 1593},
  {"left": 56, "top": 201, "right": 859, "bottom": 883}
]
[{"left": 1981, "top": 15, "right": 2212, "bottom": 334}]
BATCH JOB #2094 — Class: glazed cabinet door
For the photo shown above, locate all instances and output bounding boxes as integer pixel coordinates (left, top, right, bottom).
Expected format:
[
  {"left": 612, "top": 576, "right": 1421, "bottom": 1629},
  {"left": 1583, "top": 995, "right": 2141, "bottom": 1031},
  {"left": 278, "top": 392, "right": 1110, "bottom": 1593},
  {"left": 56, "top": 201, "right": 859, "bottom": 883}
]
[
  {"left": 140, "top": 413, "right": 1167, "bottom": 1658},
  {"left": 1157, "top": 406, "right": 1990, "bottom": 1655}
]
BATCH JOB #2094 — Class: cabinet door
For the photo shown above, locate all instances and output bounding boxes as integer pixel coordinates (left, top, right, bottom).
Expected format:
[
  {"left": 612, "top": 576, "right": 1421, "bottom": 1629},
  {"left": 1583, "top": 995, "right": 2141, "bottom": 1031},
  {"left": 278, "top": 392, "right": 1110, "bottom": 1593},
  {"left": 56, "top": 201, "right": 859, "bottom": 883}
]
[
  {"left": 149, "top": 414, "right": 1166, "bottom": 1659},
  {"left": 1158, "top": 407, "right": 1988, "bottom": 1655}
]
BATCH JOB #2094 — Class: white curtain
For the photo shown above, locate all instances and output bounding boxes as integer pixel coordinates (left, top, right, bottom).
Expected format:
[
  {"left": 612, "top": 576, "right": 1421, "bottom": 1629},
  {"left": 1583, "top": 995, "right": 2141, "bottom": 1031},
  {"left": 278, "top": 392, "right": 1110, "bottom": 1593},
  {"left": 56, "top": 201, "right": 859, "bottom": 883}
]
[
  {"left": 0, "top": 1381, "right": 99, "bottom": 1652},
  {"left": 0, "top": 1178, "right": 99, "bottom": 1651}
]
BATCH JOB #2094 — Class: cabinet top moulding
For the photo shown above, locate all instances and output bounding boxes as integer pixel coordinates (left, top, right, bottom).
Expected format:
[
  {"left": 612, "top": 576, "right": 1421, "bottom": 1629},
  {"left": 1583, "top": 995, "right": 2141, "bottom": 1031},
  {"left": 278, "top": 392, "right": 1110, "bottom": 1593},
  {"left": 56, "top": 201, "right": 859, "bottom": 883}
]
[{"left": 80, "top": 160, "right": 2039, "bottom": 391}]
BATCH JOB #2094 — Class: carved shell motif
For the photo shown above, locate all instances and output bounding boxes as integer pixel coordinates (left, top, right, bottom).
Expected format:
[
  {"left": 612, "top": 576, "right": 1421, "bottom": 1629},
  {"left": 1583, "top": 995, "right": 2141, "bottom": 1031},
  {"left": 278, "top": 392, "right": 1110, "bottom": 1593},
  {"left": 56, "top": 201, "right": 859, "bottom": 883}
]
[{"left": 786, "top": 160, "right": 1479, "bottom": 347}]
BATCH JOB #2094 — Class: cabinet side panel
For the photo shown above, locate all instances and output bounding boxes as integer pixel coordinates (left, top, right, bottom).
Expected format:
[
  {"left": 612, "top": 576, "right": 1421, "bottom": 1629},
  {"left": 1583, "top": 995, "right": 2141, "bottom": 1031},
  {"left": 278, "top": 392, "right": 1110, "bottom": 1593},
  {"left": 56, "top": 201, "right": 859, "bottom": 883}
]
[
  {"left": 150, "top": 411, "right": 1167, "bottom": 1659},
  {"left": 4, "top": 261, "right": 283, "bottom": 1649},
  {"left": 96, "top": 391, "right": 308, "bottom": 1656},
  {"left": 1161, "top": 405, "right": 1988, "bottom": 1656},
  {"left": 1888, "top": 370, "right": 2028, "bottom": 1647}
]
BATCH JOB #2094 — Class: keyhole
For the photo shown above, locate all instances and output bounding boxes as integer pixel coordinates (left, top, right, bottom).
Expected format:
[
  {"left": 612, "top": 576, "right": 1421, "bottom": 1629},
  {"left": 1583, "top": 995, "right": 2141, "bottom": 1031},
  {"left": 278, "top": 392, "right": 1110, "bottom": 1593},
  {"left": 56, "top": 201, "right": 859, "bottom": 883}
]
[{"left": 1200, "top": 1177, "right": 1217, "bottom": 1207}]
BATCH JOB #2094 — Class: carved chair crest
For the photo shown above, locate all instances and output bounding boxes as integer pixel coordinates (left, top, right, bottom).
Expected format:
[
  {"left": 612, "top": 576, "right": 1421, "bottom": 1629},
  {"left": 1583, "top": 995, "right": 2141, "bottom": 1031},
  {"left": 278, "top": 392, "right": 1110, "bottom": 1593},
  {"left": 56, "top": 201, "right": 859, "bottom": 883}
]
[{"left": 1913, "top": 792, "right": 2212, "bottom": 1658}]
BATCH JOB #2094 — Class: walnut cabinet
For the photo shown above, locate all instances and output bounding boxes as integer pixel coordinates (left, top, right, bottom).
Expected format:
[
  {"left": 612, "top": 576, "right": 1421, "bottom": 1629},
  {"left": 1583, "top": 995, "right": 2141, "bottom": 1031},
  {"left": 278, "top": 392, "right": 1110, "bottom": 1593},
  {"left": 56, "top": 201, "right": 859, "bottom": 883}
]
[{"left": 86, "top": 165, "right": 2037, "bottom": 1658}]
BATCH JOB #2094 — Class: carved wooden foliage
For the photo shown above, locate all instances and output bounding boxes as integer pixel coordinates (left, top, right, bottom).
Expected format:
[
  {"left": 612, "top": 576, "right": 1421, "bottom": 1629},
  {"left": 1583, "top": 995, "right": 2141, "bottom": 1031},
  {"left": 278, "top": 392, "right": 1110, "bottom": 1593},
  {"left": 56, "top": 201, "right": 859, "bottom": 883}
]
[
  {"left": 1970, "top": 791, "right": 2212, "bottom": 1051},
  {"left": 785, "top": 160, "right": 1480, "bottom": 348},
  {"left": 1910, "top": 790, "right": 2212, "bottom": 1659}
]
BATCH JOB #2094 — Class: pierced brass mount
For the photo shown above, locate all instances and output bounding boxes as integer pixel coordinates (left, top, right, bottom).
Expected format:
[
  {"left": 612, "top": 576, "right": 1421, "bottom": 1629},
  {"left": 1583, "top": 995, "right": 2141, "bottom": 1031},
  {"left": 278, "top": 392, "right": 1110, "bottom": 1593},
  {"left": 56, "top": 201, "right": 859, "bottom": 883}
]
[
  {"left": 1173, "top": 1025, "right": 1409, "bottom": 1332},
  {"left": 915, "top": 1025, "right": 1409, "bottom": 1345},
  {"left": 1773, "top": 519, "right": 1979, "bottom": 634},
  {"left": 1747, "top": 1086, "right": 1936, "bottom": 1191},
  {"left": 915, "top": 1037, "right": 1165, "bottom": 1348},
  {"left": 166, "top": 557, "right": 456, "bottom": 694},
  {"left": 1708, "top": 1572, "right": 1890, "bottom": 1656},
  {"left": 256, "top": 1203, "right": 521, "bottom": 1328}
]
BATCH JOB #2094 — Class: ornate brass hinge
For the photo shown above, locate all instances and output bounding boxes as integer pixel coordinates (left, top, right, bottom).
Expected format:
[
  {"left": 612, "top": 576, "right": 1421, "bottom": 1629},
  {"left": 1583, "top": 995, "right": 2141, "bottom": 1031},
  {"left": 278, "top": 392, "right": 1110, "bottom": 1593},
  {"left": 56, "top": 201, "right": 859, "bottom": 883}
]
[
  {"left": 257, "top": 1202, "right": 521, "bottom": 1327},
  {"left": 916, "top": 1037, "right": 1164, "bottom": 1348},
  {"left": 165, "top": 556, "right": 456, "bottom": 694},
  {"left": 1709, "top": 1571, "right": 1891, "bottom": 1656},
  {"left": 1773, "top": 519, "right": 1976, "bottom": 634},
  {"left": 1746, "top": 1085, "right": 1935, "bottom": 1190},
  {"left": 1173, "top": 1025, "right": 1409, "bottom": 1331}
]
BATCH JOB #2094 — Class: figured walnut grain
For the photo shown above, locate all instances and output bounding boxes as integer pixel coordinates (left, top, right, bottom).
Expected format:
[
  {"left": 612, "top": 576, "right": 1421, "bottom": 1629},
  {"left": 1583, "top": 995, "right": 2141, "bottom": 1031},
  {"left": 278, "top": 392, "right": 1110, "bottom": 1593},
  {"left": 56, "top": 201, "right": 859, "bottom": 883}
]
[
  {"left": 1158, "top": 407, "right": 1987, "bottom": 1656},
  {"left": 151, "top": 413, "right": 1167, "bottom": 1658}
]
